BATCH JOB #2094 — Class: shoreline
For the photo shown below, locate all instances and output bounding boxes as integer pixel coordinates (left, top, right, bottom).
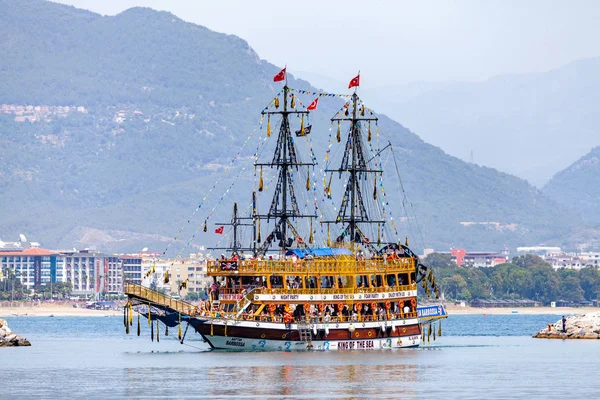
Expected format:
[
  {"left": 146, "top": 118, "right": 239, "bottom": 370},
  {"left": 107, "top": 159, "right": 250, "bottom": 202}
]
[
  {"left": 443, "top": 305, "right": 599, "bottom": 316},
  {"left": 1, "top": 304, "right": 598, "bottom": 318}
]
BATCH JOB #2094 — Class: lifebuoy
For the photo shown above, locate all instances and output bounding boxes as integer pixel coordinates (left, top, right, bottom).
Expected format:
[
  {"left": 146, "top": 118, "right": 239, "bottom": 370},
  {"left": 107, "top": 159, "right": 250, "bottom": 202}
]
[
  {"left": 268, "top": 304, "right": 277, "bottom": 313},
  {"left": 370, "top": 302, "right": 377, "bottom": 311},
  {"left": 410, "top": 298, "right": 416, "bottom": 307},
  {"left": 318, "top": 304, "right": 325, "bottom": 312},
  {"left": 303, "top": 303, "right": 311, "bottom": 312},
  {"left": 385, "top": 301, "right": 391, "bottom": 310},
  {"left": 297, "top": 237, "right": 305, "bottom": 244},
  {"left": 337, "top": 303, "right": 345, "bottom": 312},
  {"left": 356, "top": 303, "right": 362, "bottom": 311}
]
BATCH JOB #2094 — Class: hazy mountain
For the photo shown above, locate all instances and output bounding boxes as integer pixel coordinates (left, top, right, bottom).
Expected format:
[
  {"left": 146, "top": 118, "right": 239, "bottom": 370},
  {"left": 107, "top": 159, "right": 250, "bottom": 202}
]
[
  {"left": 361, "top": 58, "right": 600, "bottom": 187},
  {"left": 543, "top": 146, "right": 600, "bottom": 223},
  {"left": 0, "top": 0, "right": 591, "bottom": 253}
]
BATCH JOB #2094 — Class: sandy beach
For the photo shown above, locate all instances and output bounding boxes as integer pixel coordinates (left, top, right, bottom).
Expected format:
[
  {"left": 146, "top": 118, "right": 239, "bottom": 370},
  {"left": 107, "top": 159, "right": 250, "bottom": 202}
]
[
  {"left": 1, "top": 303, "right": 598, "bottom": 318},
  {"left": 0, "top": 304, "right": 123, "bottom": 317}
]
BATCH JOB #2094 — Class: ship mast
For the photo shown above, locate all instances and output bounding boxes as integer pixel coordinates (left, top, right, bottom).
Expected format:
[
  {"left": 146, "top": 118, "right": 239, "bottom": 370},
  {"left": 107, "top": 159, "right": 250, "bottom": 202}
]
[
  {"left": 212, "top": 202, "right": 254, "bottom": 254},
  {"left": 256, "top": 85, "right": 316, "bottom": 255},
  {"left": 324, "top": 92, "right": 382, "bottom": 250}
]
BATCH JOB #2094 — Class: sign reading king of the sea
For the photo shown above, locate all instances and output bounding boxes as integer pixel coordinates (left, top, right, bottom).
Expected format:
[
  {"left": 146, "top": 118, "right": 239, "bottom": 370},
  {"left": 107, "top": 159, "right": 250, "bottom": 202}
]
[{"left": 254, "top": 290, "right": 417, "bottom": 302}]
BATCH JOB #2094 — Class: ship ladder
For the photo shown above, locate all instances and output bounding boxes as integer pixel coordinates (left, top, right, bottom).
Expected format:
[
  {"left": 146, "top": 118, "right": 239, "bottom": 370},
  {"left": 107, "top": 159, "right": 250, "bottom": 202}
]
[
  {"left": 297, "top": 321, "right": 313, "bottom": 349},
  {"left": 234, "top": 288, "right": 255, "bottom": 319}
]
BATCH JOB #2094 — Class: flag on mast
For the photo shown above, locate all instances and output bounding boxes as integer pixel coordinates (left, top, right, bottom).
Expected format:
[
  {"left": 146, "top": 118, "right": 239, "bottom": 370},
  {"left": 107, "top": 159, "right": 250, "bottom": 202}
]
[
  {"left": 306, "top": 98, "right": 319, "bottom": 110},
  {"left": 348, "top": 74, "right": 360, "bottom": 89},
  {"left": 273, "top": 67, "right": 286, "bottom": 82},
  {"left": 215, "top": 226, "right": 224, "bottom": 234}
]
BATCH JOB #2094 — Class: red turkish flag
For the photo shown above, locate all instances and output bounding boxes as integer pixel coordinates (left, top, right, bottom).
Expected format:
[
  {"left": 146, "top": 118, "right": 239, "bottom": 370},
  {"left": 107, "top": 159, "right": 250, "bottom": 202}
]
[
  {"left": 273, "top": 67, "right": 286, "bottom": 82},
  {"left": 306, "top": 98, "right": 319, "bottom": 110},
  {"left": 215, "top": 226, "right": 224, "bottom": 234},
  {"left": 348, "top": 74, "right": 360, "bottom": 89}
]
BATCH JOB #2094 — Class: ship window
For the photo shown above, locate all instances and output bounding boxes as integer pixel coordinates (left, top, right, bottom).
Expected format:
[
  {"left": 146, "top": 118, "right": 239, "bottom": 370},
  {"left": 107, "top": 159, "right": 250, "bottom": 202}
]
[
  {"left": 305, "top": 276, "right": 317, "bottom": 289},
  {"left": 367, "top": 275, "right": 379, "bottom": 287},
  {"left": 386, "top": 274, "right": 397, "bottom": 287},
  {"left": 356, "top": 275, "right": 368, "bottom": 288},
  {"left": 270, "top": 275, "right": 284, "bottom": 288},
  {"left": 320, "top": 276, "right": 334, "bottom": 288},
  {"left": 398, "top": 273, "right": 409, "bottom": 285}
]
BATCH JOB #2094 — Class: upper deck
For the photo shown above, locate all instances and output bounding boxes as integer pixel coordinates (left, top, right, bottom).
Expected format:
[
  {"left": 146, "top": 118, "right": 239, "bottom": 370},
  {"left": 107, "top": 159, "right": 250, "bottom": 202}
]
[{"left": 207, "top": 256, "right": 415, "bottom": 277}]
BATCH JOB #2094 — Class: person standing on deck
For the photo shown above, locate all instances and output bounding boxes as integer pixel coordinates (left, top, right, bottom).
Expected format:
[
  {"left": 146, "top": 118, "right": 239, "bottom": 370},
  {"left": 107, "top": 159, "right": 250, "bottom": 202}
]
[{"left": 562, "top": 315, "right": 567, "bottom": 333}]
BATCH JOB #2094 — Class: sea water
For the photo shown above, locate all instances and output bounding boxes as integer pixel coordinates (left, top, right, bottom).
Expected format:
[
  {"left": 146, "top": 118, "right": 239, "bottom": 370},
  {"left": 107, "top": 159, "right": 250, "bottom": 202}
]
[{"left": 2, "top": 314, "right": 599, "bottom": 399}]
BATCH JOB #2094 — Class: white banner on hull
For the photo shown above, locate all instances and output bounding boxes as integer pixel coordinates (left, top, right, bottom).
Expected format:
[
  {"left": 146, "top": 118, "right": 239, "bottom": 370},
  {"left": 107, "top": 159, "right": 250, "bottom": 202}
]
[{"left": 204, "top": 334, "right": 422, "bottom": 351}]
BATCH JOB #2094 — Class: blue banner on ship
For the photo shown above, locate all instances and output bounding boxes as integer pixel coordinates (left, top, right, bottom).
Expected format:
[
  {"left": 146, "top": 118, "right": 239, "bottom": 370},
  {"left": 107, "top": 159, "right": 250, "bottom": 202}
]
[{"left": 417, "top": 305, "right": 447, "bottom": 320}]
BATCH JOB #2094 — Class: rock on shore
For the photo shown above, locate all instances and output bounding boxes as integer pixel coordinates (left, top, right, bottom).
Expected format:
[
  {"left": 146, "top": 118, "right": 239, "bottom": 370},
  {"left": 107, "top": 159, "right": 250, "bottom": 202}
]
[
  {"left": 533, "top": 312, "right": 600, "bottom": 339},
  {"left": 0, "top": 318, "right": 31, "bottom": 346}
]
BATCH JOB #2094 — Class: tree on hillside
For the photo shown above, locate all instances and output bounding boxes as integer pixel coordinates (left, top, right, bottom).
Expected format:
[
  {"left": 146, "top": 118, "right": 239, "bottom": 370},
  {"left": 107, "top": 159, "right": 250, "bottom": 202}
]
[
  {"left": 578, "top": 267, "right": 600, "bottom": 301},
  {"left": 512, "top": 254, "right": 549, "bottom": 269},
  {"left": 558, "top": 271, "right": 585, "bottom": 302},
  {"left": 424, "top": 253, "right": 456, "bottom": 269},
  {"left": 442, "top": 275, "right": 468, "bottom": 300}
]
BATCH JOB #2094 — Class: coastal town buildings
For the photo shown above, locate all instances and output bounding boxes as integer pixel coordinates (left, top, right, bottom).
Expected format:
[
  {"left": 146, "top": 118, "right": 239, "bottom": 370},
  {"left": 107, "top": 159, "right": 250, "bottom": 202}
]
[
  {"left": 0, "top": 248, "right": 61, "bottom": 290},
  {"left": 166, "top": 253, "right": 210, "bottom": 299},
  {"left": 428, "top": 248, "right": 508, "bottom": 268},
  {"left": 1, "top": 236, "right": 215, "bottom": 300},
  {"left": 121, "top": 255, "right": 143, "bottom": 287}
]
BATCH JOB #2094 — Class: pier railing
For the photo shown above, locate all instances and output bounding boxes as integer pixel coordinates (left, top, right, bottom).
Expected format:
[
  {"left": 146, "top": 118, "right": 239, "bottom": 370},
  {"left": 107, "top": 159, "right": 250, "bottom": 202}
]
[{"left": 125, "top": 282, "right": 197, "bottom": 315}]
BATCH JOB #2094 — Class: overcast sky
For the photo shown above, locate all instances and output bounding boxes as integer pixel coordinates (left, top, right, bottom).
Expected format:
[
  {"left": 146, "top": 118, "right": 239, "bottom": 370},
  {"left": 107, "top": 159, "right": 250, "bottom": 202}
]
[{"left": 53, "top": 0, "right": 600, "bottom": 87}]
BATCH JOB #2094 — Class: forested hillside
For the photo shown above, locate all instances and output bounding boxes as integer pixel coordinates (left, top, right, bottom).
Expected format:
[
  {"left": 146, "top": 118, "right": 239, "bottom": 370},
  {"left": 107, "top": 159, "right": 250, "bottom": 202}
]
[
  {"left": 0, "top": 0, "right": 589, "bottom": 253},
  {"left": 543, "top": 146, "right": 600, "bottom": 224}
]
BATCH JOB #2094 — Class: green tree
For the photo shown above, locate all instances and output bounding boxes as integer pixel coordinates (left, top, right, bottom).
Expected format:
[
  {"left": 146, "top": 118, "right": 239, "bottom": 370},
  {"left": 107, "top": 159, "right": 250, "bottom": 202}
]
[
  {"left": 578, "top": 267, "right": 600, "bottom": 301},
  {"left": 424, "top": 253, "right": 456, "bottom": 269},
  {"left": 559, "top": 275, "right": 585, "bottom": 302},
  {"left": 443, "top": 274, "right": 468, "bottom": 300}
]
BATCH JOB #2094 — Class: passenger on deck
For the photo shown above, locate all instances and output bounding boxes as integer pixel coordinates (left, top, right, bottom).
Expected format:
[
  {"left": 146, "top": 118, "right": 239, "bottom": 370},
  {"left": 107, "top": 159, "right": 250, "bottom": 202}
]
[{"left": 210, "top": 281, "right": 218, "bottom": 301}]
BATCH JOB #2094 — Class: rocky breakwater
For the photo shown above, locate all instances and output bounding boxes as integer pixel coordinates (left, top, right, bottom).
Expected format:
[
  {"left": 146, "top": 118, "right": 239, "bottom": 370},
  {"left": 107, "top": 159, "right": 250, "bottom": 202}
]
[
  {"left": 533, "top": 312, "right": 600, "bottom": 339},
  {"left": 0, "top": 318, "right": 31, "bottom": 346}
]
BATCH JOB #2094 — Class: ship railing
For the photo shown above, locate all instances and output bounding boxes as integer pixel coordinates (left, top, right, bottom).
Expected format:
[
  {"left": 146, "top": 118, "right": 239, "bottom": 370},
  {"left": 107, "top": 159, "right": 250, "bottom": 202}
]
[
  {"left": 202, "top": 309, "right": 419, "bottom": 323},
  {"left": 125, "top": 282, "right": 197, "bottom": 315},
  {"left": 207, "top": 258, "right": 414, "bottom": 275},
  {"left": 251, "top": 283, "right": 416, "bottom": 297}
]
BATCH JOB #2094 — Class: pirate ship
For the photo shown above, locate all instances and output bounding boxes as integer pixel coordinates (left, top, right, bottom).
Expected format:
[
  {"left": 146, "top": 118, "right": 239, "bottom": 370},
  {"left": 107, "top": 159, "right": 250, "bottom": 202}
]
[{"left": 124, "top": 69, "right": 445, "bottom": 351}]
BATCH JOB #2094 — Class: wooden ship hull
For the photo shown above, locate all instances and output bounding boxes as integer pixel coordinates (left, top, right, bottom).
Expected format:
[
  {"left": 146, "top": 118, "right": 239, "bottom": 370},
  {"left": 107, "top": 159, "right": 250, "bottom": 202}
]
[{"left": 125, "top": 281, "right": 435, "bottom": 351}]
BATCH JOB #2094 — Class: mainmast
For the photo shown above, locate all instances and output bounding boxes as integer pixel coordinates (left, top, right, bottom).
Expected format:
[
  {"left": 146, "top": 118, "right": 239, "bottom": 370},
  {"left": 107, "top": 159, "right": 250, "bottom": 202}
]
[
  {"left": 324, "top": 91, "right": 382, "bottom": 250},
  {"left": 256, "top": 84, "right": 316, "bottom": 255}
]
